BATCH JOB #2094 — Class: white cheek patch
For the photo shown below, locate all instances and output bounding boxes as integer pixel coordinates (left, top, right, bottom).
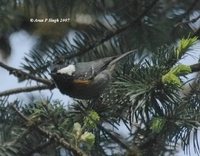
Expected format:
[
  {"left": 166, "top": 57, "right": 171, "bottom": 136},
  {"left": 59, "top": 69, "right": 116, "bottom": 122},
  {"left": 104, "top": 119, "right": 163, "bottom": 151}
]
[{"left": 57, "top": 64, "right": 76, "bottom": 76}]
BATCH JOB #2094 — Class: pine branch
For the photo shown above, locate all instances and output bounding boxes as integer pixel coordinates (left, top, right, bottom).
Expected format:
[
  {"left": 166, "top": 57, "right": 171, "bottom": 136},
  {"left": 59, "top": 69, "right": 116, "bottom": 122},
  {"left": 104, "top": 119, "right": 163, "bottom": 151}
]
[
  {"left": 74, "top": 102, "right": 130, "bottom": 150},
  {"left": 97, "top": 124, "right": 130, "bottom": 150},
  {"left": 175, "top": 14, "right": 200, "bottom": 27},
  {"left": 13, "top": 128, "right": 53, "bottom": 156},
  {"left": 57, "top": 0, "right": 160, "bottom": 62},
  {"left": 183, "top": 0, "right": 199, "bottom": 17},
  {"left": 23, "top": 140, "right": 52, "bottom": 156},
  {"left": 23, "top": 0, "right": 160, "bottom": 75},
  {"left": 0, "top": 62, "right": 199, "bottom": 97},
  {"left": 173, "top": 0, "right": 199, "bottom": 31},
  {"left": 10, "top": 104, "right": 87, "bottom": 156},
  {"left": 0, "top": 85, "right": 55, "bottom": 97},
  {"left": 0, "top": 62, "right": 53, "bottom": 85}
]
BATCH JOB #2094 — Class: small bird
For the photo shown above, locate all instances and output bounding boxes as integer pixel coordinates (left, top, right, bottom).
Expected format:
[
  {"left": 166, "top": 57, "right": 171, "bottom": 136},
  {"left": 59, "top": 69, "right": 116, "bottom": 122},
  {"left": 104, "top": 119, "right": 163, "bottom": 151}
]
[{"left": 51, "top": 50, "right": 136, "bottom": 99}]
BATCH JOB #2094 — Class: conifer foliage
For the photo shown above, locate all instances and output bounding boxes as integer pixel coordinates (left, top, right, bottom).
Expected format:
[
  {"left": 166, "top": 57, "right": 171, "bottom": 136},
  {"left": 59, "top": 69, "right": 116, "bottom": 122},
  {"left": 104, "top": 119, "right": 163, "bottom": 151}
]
[{"left": 0, "top": 0, "right": 200, "bottom": 156}]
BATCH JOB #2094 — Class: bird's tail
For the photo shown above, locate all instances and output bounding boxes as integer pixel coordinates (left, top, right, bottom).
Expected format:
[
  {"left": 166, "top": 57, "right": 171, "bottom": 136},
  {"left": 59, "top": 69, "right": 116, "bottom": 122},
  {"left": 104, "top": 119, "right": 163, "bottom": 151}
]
[{"left": 108, "top": 49, "right": 137, "bottom": 69}]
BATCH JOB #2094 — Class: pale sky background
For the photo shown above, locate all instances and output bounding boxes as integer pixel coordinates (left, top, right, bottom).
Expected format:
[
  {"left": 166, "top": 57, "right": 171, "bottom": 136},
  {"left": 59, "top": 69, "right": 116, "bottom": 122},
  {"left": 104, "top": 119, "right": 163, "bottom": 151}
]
[
  {"left": 0, "top": 30, "right": 199, "bottom": 156},
  {"left": 1, "top": 30, "right": 72, "bottom": 103}
]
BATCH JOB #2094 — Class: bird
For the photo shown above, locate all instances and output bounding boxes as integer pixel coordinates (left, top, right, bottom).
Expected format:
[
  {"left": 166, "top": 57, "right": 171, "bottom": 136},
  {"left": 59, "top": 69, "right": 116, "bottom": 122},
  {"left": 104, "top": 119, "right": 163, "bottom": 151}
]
[{"left": 50, "top": 50, "right": 136, "bottom": 99}]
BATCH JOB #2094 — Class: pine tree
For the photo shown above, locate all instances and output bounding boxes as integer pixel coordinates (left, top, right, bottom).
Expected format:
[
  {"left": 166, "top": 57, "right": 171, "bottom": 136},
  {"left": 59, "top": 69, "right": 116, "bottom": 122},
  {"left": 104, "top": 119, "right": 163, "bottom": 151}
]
[{"left": 0, "top": 0, "right": 200, "bottom": 156}]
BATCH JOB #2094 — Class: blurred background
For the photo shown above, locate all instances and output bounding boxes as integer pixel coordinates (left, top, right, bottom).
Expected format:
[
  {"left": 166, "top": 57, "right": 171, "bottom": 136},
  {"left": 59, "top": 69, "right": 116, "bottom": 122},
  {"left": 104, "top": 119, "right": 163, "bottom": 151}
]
[{"left": 0, "top": 0, "right": 200, "bottom": 156}]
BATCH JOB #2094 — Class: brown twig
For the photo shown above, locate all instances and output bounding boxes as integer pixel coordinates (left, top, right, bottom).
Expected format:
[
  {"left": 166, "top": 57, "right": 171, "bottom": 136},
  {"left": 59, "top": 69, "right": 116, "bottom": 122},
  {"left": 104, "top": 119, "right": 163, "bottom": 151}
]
[
  {"left": 0, "top": 63, "right": 200, "bottom": 97},
  {"left": 0, "top": 84, "right": 55, "bottom": 97},
  {"left": 0, "top": 62, "right": 53, "bottom": 85},
  {"left": 11, "top": 104, "right": 87, "bottom": 156}
]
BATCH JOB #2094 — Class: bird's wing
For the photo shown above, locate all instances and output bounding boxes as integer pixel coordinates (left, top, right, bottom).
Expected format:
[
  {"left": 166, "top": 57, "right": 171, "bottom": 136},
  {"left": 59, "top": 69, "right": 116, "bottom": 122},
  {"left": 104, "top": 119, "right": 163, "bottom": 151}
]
[{"left": 73, "top": 57, "right": 116, "bottom": 80}]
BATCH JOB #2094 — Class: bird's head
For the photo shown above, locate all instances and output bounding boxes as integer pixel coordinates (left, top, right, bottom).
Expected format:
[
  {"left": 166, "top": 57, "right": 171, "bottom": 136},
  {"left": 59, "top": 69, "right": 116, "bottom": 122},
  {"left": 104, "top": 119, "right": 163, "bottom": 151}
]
[
  {"left": 50, "top": 64, "right": 75, "bottom": 93},
  {"left": 50, "top": 64, "right": 76, "bottom": 77}
]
